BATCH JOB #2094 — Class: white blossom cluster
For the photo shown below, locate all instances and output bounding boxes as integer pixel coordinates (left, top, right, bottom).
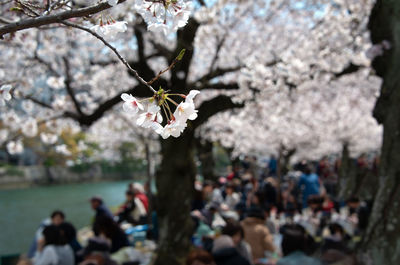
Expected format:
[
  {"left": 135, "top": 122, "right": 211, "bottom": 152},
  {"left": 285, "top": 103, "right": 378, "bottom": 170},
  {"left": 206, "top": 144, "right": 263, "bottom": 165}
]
[
  {"left": 133, "top": 0, "right": 192, "bottom": 35},
  {"left": 121, "top": 90, "right": 200, "bottom": 139},
  {"left": 103, "top": 0, "right": 192, "bottom": 36}
]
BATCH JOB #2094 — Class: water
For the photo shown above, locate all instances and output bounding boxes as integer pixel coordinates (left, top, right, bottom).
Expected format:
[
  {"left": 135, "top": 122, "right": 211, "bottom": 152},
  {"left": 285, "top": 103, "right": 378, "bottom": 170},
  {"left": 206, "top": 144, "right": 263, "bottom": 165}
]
[{"left": 0, "top": 180, "right": 131, "bottom": 256}]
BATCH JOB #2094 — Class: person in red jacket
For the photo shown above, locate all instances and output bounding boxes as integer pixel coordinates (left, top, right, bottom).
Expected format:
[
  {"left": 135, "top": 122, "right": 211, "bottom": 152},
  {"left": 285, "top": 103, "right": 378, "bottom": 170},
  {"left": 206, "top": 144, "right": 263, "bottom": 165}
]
[{"left": 130, "top": 182, "right": 149, "bottom": 212}]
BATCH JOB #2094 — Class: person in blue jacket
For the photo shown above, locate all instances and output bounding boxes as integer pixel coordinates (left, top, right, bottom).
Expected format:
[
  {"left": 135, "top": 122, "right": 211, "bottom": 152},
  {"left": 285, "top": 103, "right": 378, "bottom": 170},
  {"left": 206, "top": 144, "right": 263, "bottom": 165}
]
[{"left": 298, "top": 165, "right": 320, "bottom": 208}]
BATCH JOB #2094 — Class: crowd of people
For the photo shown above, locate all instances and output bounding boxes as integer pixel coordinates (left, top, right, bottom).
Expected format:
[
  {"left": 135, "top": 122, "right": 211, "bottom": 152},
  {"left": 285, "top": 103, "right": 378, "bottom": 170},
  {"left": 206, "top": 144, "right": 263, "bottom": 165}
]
[
  {"left": 187, "top": 156, "right": 374, "bottom": 265},
  {"left": 20, "top": 155, "right": 375, "bottom": 265}
]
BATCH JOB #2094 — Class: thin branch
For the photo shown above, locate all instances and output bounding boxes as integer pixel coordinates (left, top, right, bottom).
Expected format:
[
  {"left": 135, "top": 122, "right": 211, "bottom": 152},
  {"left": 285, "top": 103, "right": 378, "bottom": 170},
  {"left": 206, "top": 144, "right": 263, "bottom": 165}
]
[
  {"left": 33, "top": 32, "right": 60, "bottom": 76},
  {"left": 149, "top": 39, "right": 172, "bottom": 59},
  {"left": 23, "top": 94, "right": 53, "bottom": 109},
  {"left": 62, "top": 56, "right": 84, "bottom": 116},
  {"left": 0, "top": 0, "right": 127, "bottom": 38},
  {"left": 134, "top": 25, "right": 147, "bottom": 64},
  {"left": 147, "top": 50, "right": 185, "bottom": 85},
  {"left": 192, "top": 95, "right": 244, "bottom": 129},
  {"left": 33, "top": 51, "right": 59, "bottom": 76},
  {"left": 16, "top": 0, "right": 41, "bottom": 17},
  {"left": 194, "top": 82, "right": 239, "bottom": 91},
  {"left": 60, "top": 20, "right": 156, "bottom": 94},
  {"left": 208, "top": 33, "right": 228, "bottom": 73},
  {"left": 192, "top": 66, "right": 241, "bottom": 85},
  {"left": 0, "top": 17, "right": 15, "bottom": 24},
  {"left": 334, "top": 63, "right": 362, "bottom": 78}
]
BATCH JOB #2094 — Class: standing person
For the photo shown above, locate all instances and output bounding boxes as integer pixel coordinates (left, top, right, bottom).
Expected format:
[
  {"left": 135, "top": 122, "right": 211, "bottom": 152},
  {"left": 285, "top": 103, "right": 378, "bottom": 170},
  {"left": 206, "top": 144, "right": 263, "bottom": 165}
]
[
  {"left": 241, "top": 206, "right": 275, "bottom": 262},
  {"left": 28, "top": 210, "right": 66, "bottom": 258},
  {"left": 33, "top": 225, "right": 74, "bottom": 265},
  {"left": 262, "top": 177, "right": 278, "bottom": 209},
  {"left": 298, "top": 165, "right": 320, "bottom": 208},
  {"left": 268, "top": 155, "right": 278, "bottom": 177},
  {"left": 90, "top": 196, "right": 114, "bottom": 235}
]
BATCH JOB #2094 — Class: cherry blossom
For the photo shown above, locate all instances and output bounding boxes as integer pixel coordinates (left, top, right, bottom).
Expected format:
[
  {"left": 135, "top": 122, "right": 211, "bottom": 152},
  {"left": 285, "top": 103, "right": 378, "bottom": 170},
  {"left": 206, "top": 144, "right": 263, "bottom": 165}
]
[
  {"left": 40, "top": 133, "right": 58, "bottom": 145},
  {"left": 174, "top": 101, "right": 198, "bottom": 122},
  {"left": 7, "top": 140, "right": 23, "bottom": 155},
  {"left": 0, "top": 129, "right": 8, "bottom": 145},
  {"left": 107, "top": 0, "right": 118, "bottom": 6},
  {"left": 160, "top": 120, "right": 187, "bottom": 139},
  {"left": 21, "top": 118, "right": 38, "bottom": 138},
  {"left": 47, "top": 76, "right": 65, "bottom": 90},
  {"left": 121, "top": 93, "right": 144, "bottom": 114},
  {"left": 136, "top": 105, "right": 162, "bottom": 128},
  {"left": 134, "top": 0, "right": 192, "bottom": 35},
  {"left": 90, "top": 21, "right": 128, "bottom": 39},
  {"left": 55, "top": 144, "right": 71, "bottom": 156},
  {"left": 0, "top": 84, "right": 12, "bottom": 106}
]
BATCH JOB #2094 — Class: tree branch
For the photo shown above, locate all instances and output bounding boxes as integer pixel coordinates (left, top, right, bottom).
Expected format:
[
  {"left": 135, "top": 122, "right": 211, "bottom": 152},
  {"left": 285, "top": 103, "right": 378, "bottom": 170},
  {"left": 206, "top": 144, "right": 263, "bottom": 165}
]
[
  {"left": 192, "top": 95, "right": 244, "bottom": 129},
  {"left": 23, "top": 94, "right": 53, "bottom": 109},
  {"left": 170, "top": 18, "right": 200, "bottom": 91},
  {"left": 208, "top": 33, "right": 228, "bottom": 73},
  {"left": 194, "top": 82, "right": 239, "bottom": 91},
  {"left": 148, "top": 39, "right": 172, "bottom": 59},
  {"left": 0, "top": 0, "right": 127, "bottom": 38},
  {"left": 334, "top": 63, "right": 362, "bottom": 78},
  {"left": 191, "top": 66, "right": 241, "bottom": 86},
  {"left": 62, "top": 56, "right": 83, "bottom": 116},
  {"left": 60, "top": 20, "right": 156, "bottom": 94},
  {"left": 70, "top": 83, "right": 154, "bottom": 126}
]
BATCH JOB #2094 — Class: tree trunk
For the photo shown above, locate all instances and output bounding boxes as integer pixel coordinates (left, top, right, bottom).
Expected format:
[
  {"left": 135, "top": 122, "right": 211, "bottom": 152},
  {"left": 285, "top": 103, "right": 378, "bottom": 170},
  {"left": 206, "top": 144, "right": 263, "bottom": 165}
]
[
  {"left": 338, "top": 144, "right": 357, "bottom": 199},
  {"left": 196, "top": 139, "right": 216, "bottom": 181},
  {"left": 360, "top": 1, "right": 400, "bottom": 264},
  {"left": 144, "top": 140, "right": 153, "bottom": 225},
  {"left": 154, "top": 129, "right": 196, "bottom": 265}
]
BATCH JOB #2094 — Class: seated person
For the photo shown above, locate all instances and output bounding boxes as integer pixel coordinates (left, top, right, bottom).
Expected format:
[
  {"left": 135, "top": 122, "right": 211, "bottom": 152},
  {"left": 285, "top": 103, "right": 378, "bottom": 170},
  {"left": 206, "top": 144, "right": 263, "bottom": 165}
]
[
  {"left": 222, "top": 221, "right": 252, "bottom": 264},
  {"left": 277, "top": 224, "right": 321, "bottom": 265},
  {"left": 95, "top": 216, "right": 130, "bottom": 253},
  {"left": 33, "top": 225, "right": 74, "bottom": 265},
  {"left": 186, "top": 249, "right": 216, "bottom": 265},
  {"left": 28, "top": 211, "right": 65, "bottom": 258},
  {"left": 212, "top": 235, "right": 251, "bottom": 265},
  {"left": 115, "top": 190, "right": 147, "bottom": 225}
]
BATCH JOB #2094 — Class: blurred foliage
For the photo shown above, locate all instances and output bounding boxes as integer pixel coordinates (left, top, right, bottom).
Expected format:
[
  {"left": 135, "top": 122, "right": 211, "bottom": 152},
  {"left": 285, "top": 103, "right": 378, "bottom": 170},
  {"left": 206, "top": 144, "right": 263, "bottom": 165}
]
[
  {"left": 213, "top": 143, "right": 231, "bottom": 175},
  {"left": 0, "top": 163, "right": 25, "bottom": 177}
]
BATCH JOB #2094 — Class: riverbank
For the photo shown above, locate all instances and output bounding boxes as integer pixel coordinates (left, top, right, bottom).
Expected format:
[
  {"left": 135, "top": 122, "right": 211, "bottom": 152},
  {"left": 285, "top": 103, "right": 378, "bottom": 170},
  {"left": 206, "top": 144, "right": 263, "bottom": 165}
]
[{"left": 0, "top": 164, "right": 147, "bottom": 190}]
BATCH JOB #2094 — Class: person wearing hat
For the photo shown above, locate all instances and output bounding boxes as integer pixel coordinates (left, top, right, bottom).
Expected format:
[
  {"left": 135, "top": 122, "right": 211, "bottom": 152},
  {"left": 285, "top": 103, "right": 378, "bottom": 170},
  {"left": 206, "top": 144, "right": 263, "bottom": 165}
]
[{"left": 240, "top": 206, "right": 275, "bottom": 262}]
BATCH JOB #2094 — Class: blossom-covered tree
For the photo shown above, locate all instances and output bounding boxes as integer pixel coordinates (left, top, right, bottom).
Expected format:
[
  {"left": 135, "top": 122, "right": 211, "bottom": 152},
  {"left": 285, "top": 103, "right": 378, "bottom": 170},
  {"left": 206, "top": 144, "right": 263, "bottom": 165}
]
[{"left": 0, "top": 0, "right": 385, "bottom": 263}]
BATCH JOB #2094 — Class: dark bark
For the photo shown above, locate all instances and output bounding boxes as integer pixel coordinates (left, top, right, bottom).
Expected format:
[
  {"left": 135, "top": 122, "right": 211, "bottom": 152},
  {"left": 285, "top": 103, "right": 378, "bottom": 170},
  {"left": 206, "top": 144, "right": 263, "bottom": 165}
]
[
  {"left": 154, "top": 129, "right": 196, "bottom": 265},
  {"left": 360, "top": 1, "right": 400, "bottom": 264},
  {"left": 338, "top": 144, "right": 357, "bottom": 199},
  {"left": 196, "top": 138, "right": 217, "bottom": 181},
  {"left": 338, "top": 145, "right": 378, "bottom": 201},
  {"left": 277, "top": 145, "right": 295, "bottom": 182},
  {"left": 0, "top": 0, "right": 127, "bottom": 38}
]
